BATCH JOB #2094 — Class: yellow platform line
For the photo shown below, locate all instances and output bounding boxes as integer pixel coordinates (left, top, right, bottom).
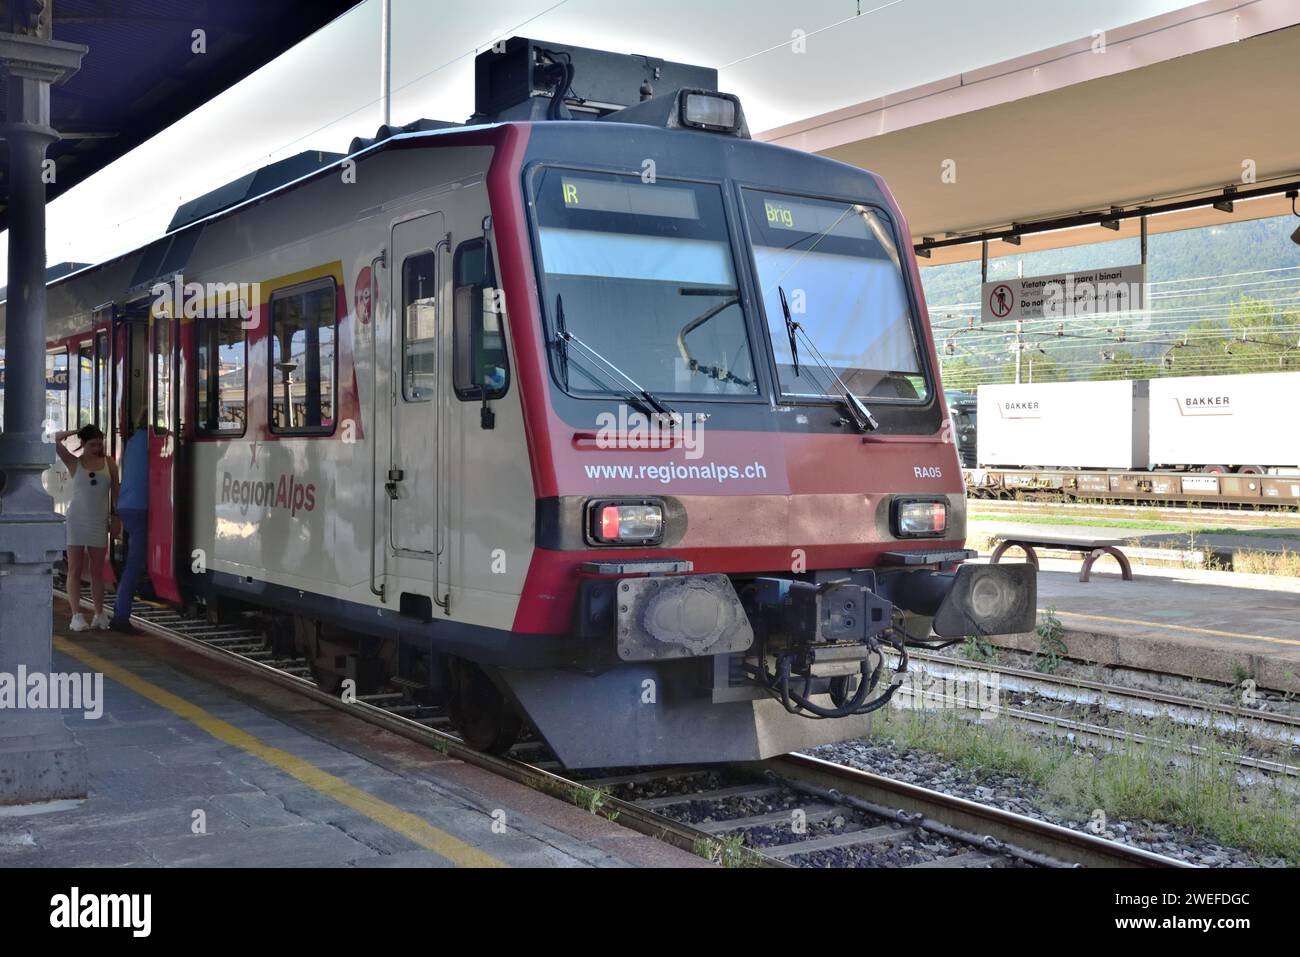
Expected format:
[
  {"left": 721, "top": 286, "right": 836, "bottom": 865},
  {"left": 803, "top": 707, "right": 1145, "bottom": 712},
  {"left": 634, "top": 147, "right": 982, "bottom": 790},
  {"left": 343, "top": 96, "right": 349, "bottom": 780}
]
[
  {"left": 1043, "top": 609, "right": 1300, "bottom": 648},
  {"left": 54, "top": 636, "right": 504, "bottom": 868}
]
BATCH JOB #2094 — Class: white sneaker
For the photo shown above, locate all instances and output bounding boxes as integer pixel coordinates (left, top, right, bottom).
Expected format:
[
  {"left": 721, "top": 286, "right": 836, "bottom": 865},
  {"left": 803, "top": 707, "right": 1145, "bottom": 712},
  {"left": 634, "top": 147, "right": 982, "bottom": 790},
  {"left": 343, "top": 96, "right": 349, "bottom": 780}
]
[
  {"left": 91, "top": 612, "right": 112, "bottom": 631},
  {"left": 69, "top": 614, "right": 90, "bottom": 633}
]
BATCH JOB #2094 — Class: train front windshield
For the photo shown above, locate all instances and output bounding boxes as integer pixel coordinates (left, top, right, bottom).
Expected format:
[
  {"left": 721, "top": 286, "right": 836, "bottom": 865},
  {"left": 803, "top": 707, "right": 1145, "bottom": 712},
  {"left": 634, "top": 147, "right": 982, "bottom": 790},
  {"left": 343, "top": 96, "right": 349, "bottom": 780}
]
[
  {"left": 742, "top": 190, "right": 930, "bottom": 402},
  {"left": 533, "top": 168, "right": 759, "bottom": 397},
  {"left": 532, "top": 168, "right": 930, "bottom": 404}
]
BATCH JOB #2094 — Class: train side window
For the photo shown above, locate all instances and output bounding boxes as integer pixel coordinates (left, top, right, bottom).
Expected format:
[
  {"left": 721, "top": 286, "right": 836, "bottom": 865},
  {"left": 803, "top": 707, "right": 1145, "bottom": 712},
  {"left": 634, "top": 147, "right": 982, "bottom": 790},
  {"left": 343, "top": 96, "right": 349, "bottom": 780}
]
[
  {"left": 45, "top": 349, "right": 69, "bottom": 439},
  {"left": 402, "top": 251, "right": 437, "bottom": 401},
  {"left": 153, "top": 315, "right": 171, "bottom": 434},
  {"left": 452, "top": 238, "right": 508, "bottom": 400},
  {"left": 197, "top": 316, "right": 247, "bottom": 435},
  {"left": 77, "top": 341, "right": 94, "bottom": 428},
  {"left": 269, "top": 278, "right": 337, "bottom": 435}
]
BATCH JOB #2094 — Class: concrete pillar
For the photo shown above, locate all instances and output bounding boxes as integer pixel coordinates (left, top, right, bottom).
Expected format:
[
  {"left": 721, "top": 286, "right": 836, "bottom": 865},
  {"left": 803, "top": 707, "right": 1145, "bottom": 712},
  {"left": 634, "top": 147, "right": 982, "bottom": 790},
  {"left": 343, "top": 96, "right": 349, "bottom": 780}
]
[{"left": 0, "top": 23, "right": 89, "bottom": 804}]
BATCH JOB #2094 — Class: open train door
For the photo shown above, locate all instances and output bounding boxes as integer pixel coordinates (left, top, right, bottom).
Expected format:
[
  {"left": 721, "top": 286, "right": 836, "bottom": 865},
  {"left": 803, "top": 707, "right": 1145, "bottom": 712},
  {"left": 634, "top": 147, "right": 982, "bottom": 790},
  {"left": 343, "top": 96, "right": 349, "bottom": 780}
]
[
  {"left": 109, "top": 303, "right": 151, "bottom": 582},
  {"left": 146, "top": 297, "right": 184, "bottom": 604}
]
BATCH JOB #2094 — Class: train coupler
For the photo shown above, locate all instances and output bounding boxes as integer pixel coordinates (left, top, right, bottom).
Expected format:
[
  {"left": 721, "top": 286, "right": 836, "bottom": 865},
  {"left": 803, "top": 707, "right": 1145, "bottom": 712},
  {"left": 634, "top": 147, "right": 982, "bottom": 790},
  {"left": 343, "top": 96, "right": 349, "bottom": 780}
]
[{"left": 741, "top": 578, "right": 906, "bottom": 719}]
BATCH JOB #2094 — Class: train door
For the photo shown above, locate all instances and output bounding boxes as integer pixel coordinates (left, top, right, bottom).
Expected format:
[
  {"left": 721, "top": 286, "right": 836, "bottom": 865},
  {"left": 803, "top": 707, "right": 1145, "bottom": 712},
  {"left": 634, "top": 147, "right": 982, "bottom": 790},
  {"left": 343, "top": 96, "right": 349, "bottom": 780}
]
[
  {"left": 147, "top": 299, "right": 183, "bottom": 603},
  {"left": 111, "top": 308, "right": 149, "bottom": 444},
  {"left": 92, "top": 311, "right": 114, "bottom": 582},
  {"left": 388, "top": 212, "right": 448, "bottom": 611},
  {"left": 110, "top": 306, "right": 150, "bottom": 578}
]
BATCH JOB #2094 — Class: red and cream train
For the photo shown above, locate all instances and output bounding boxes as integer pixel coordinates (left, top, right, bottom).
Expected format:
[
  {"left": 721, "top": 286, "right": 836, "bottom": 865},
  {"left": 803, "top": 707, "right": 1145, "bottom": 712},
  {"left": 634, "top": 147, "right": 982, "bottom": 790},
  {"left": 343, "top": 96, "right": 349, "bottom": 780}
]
[{"left": 2, "top": 40, "right": 1034, "bottom": 767}]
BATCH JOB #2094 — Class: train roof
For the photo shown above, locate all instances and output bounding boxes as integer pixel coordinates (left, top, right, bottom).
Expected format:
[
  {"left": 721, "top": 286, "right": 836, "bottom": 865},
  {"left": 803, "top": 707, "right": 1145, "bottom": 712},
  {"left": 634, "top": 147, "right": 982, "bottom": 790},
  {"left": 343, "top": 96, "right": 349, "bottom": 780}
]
[
  {"left": 7, "top": 37, "right": 756, "bottom": 306},
  {"left": 4, "top": 121, "right": 505, "bottom": 307}
]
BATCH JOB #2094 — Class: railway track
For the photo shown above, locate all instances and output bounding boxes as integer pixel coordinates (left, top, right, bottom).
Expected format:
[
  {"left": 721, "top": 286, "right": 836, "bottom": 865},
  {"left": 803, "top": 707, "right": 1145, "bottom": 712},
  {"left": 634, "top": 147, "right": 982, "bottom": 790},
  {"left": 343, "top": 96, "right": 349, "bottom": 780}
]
[
  {"left": 575, "top": 756, "right": 1186, "bottom": 867},
  {"left": 56, "top": 588, "right": 1188, "bottom": 868},
  {"left": 897, "top": 650, "right": 1300, "bottom": 778}
]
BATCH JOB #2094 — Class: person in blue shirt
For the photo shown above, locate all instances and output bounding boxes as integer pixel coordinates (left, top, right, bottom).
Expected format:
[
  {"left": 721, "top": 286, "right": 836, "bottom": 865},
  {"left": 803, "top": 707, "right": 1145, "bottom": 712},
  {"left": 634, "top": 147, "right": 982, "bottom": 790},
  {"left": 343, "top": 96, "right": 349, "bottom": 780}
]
[{"left": 110, "top": 408, "right": 150, "bottom": 631}]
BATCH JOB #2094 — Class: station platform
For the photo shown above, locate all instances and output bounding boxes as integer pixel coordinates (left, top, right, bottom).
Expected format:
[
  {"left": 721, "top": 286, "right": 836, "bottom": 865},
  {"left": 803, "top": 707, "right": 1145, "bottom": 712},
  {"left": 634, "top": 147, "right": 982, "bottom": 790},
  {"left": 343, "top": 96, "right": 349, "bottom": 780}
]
[
  {"left": 0, "top": 609, "right": 709, "bottom": 869},
  {"left": 970, "top": 556, "right": 1300, "bottom": 694}
]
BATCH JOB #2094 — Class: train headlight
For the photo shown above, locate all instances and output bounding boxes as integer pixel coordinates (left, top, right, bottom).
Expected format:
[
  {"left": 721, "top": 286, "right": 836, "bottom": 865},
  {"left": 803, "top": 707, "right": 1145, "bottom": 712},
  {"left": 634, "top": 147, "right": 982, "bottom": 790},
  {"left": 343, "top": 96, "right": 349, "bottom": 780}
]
[
  {"left": 678, "top": 90, "right": 742, "bottom": 133},
  {"left": 588, "top": 500, "right": 664, "bottom": 545},
  {"left": 893, "top": 498, "right": 947, "bottom": 538}
]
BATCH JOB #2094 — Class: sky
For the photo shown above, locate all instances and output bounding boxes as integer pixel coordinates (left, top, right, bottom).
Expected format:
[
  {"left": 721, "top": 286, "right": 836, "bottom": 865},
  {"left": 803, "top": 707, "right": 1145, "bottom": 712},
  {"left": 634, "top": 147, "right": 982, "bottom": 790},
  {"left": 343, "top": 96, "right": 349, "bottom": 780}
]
[{"left": 1, "top": 0, "right": 1197, "bottom": 286}]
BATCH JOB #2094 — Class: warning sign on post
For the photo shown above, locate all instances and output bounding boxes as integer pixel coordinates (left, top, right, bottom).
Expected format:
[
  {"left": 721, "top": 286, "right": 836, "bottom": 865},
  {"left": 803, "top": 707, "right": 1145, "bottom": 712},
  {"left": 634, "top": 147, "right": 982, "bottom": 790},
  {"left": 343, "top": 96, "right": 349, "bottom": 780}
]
[{"left": 980, "top": 264, "right": 1146, "bottom": 323}]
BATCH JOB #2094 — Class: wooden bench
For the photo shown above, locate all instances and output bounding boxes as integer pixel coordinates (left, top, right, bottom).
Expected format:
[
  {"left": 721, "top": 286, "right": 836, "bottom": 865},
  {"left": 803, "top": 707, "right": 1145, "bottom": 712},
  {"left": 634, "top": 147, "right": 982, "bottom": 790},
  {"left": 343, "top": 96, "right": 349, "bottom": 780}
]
[{"left": 988, "top": 534, "right": 1133, "bottom": 583}]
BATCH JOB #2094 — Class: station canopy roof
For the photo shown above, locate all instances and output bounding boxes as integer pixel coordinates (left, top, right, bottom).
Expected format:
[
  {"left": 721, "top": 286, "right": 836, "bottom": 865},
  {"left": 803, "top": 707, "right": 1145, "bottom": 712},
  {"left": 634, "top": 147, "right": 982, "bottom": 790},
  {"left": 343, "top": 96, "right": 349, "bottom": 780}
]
[
  {"left": 759, "top": 0, "right": 1300, "bottom": 265},
  {"left": 0, "top": 0, "right": 362, "bottom": 235}
]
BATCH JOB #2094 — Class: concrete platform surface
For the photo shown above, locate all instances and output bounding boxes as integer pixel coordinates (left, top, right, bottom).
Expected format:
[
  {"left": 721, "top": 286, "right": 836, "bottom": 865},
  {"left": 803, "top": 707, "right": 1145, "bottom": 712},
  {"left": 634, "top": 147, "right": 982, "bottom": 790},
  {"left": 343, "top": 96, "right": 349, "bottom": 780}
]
[
  {"left": 971, "top": 556, "right": 1300, "bottom": 693},
  {"left": 0, "top": 610, "right": 711, "bottom": 869}
]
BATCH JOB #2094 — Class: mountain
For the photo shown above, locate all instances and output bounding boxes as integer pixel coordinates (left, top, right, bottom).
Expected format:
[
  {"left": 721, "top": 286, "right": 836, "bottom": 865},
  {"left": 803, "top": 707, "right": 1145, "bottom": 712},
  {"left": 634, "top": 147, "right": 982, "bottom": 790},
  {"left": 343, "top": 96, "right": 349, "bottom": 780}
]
[{"left": 921, "top": 214, "right": 1300, "bottom": 387}]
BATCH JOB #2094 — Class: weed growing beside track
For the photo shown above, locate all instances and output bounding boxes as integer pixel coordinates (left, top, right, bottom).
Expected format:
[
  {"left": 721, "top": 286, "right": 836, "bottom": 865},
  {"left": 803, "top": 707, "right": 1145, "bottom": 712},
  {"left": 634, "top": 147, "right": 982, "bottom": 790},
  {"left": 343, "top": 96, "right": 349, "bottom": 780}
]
[{"left": 867, "top": 704, "right": 1300, "bottom": 863}]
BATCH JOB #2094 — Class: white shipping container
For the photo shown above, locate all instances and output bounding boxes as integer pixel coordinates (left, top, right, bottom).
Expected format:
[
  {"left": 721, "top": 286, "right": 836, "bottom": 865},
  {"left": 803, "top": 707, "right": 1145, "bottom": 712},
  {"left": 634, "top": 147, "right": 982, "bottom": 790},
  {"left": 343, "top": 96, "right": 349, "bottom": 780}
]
[
  {"left": 977, "top": 380, "right": 1149, "bottom": 469},
  {"left": 1148, "top": 372, "right": 1300, "bottom": 469}
]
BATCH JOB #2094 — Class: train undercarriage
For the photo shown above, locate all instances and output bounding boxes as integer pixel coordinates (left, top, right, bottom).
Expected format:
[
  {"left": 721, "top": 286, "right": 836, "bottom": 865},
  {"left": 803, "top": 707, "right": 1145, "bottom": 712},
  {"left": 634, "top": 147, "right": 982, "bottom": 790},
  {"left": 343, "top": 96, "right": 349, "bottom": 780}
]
[{"left": 200, "top": 559, "right": 1035, "bottom": 767}]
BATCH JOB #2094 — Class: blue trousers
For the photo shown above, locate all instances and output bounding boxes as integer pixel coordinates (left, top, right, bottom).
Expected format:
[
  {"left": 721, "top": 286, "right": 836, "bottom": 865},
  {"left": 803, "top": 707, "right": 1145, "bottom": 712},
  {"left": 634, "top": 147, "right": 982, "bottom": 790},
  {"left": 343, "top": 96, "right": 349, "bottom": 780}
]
[{"left": 112, "top": 508, "right": 148, "bottom": 625}]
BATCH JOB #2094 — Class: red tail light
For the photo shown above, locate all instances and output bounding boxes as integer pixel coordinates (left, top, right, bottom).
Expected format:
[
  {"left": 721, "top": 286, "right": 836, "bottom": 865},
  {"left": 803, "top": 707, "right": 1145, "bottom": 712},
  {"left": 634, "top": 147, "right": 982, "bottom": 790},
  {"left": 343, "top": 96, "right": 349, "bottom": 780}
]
[{"left": 588, "top": 501, "right": 665, "bottom": 545}]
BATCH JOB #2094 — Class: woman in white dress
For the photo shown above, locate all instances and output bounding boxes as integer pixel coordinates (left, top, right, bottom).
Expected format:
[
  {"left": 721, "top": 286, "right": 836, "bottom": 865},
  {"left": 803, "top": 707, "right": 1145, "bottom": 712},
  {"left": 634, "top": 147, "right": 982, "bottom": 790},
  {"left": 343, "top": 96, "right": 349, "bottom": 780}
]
[{"left": 55, "top": 424, "right": 120, "bottom": 631}]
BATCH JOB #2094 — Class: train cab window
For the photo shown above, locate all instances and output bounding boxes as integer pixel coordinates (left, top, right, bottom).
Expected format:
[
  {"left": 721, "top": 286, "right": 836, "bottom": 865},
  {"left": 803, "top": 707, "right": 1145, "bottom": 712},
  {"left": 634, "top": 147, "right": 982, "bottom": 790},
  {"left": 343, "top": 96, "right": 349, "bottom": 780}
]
[
  {"left": 452, "top": 238, "right": 509, "bottom": 400},
  {"left": 197, "top": 316, "right": 247, "bottom": 435},
  {"left": 742, "top": 190, "right": 931, "bottom": 403},
  {"left": 269, "top": 279, "right": 337, "bottom": 434},
  {"left": 77, "top": 342, "right": 94, "bottom": 428},
  {"left": 45, "top": 350, "right": 69, "bottom": 438},
  {"left": 402, "top": 251, "right": 437, "bottom": 401},
  {"left": 153, "top": 314, "right": 172, "bottom": 434},
  {"left": 530, "top": 170, "right": 756, "bottom": 397}
]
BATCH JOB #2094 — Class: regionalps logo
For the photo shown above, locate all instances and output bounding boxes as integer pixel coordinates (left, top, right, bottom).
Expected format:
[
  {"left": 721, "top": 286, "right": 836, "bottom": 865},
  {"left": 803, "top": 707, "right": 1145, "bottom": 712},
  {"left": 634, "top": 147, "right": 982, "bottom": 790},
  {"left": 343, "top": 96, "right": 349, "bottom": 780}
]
[{"left": 220, "top": 471, "right": 317, "bottom": 516}]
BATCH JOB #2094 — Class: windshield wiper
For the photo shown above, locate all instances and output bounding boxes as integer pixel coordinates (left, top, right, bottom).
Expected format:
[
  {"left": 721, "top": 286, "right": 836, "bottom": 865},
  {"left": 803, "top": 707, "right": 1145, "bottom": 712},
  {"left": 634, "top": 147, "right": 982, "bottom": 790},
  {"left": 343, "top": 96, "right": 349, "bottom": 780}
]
[
  {"left": 777, "top": 284, "right": 880, "bottom": 432},
  {"left": 777, "top": 285, "right": 800, "bottom": 376},
  {"left": 554, "top": 294, "right": 571, "bottom": 390},
  {"left": 552, "top": 295, "right": 678, "bottom": 421}
]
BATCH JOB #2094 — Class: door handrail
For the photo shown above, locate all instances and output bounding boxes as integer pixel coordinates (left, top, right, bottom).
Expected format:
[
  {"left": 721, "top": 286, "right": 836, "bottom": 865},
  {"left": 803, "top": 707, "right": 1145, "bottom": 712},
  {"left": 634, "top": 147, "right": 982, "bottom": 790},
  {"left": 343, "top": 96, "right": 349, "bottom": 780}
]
[
  {"left": 368, "top": 251, "right": 388, "bottom": 601},
  {"left": 433, "top": 234, "right": 451, "bottom": 613}
]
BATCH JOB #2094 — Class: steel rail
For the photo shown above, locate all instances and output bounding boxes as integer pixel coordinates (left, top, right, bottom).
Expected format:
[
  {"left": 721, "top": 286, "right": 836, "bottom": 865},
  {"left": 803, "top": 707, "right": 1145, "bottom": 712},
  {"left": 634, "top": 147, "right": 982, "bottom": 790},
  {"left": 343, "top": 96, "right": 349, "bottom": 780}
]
[
  {"left": 763, "top": 753, "right": 1191, "bottom": 868},
  {"left": 905, "top": 649, "right": 1300, "bottom": 746}
]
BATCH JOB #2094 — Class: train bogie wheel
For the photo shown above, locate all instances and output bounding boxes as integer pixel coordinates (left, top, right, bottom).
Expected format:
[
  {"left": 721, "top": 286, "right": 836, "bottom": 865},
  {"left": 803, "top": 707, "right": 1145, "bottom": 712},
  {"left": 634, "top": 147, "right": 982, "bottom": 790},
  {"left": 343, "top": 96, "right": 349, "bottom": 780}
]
[
  {"left": 450, "top": 661, "right": 522, "bottom": 754},
  {"left": 1201, "top": 465, "right": 1229, "bottom": 475},
  {"left": 293, "top": 616, "right": 343, "bottom": 695},
  {"left": 1236, "top": 465, "right": 1266, "bottom": 475}
]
